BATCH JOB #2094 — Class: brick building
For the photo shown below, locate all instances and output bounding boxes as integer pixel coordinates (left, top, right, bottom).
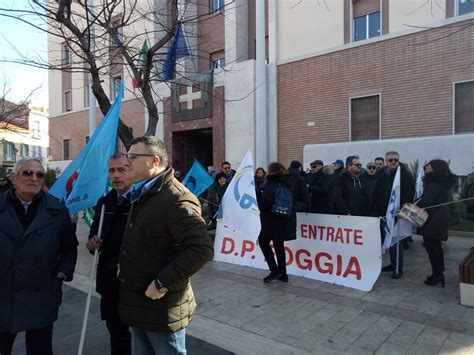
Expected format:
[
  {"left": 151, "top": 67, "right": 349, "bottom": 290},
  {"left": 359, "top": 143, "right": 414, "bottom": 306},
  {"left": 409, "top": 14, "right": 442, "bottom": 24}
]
[{"left": 273, "top": 0, "right": 474, "bottom": 175}]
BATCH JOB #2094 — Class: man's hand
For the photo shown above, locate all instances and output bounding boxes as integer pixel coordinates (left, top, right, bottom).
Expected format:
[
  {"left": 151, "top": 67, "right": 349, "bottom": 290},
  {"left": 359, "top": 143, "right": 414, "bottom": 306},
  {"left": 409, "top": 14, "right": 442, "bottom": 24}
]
[
  {"left": 145, "top": 281, "right": 166, "bottom": 300},
  {"left": 86, "top": 235, "right": 102, "bottom": 252}
]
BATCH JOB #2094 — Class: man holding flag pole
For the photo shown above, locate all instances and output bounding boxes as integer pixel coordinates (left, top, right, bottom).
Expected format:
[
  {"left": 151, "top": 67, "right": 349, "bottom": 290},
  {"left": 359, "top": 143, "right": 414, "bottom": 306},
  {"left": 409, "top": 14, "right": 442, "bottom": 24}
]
[
  {"left": 49, "top": 83, "right": 125, "bottom": 354},
  {"left": 373, "top": 151, "right": 415, "bottom": 279}
]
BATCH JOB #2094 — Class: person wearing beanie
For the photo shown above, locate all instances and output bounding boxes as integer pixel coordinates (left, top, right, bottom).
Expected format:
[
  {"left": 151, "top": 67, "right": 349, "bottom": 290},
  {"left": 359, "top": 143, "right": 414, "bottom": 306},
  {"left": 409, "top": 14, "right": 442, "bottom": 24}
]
[{"left": 332, "top": 159, "right": 344, "bottom": 175}]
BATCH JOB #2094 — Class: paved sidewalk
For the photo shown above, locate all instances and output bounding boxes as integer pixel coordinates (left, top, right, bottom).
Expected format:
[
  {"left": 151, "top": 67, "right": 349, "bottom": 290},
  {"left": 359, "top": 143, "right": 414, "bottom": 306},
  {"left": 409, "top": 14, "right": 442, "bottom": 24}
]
[{"left": 18, "top": 220, "right": 474, "bottom": 354}]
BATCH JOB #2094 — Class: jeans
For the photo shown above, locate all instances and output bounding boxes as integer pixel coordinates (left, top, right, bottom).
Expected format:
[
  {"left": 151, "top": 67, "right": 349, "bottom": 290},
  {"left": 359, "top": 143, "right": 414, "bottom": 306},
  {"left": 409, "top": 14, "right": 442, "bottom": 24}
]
[
  {"left": 131, "top": 327, "right": 186, "bottom": 355},
  {"left": 0, "top": 324, "right": 53, "bottom": 355}
]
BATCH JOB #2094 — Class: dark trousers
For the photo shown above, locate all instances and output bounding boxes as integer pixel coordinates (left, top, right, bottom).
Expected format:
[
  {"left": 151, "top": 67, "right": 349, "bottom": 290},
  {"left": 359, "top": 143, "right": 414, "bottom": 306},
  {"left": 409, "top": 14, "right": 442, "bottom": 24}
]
[
  {"left": 259, "top": 239, "right": 287, "bottom": 275},
  {"left": 0, "top": 324, "right": 53, "bottom": 355},
  {"left": 423, "top": 238, "right": 445, "bottom": 275},
  {"left": 99, "top": 272, "right": 132, "bottom": 355}
]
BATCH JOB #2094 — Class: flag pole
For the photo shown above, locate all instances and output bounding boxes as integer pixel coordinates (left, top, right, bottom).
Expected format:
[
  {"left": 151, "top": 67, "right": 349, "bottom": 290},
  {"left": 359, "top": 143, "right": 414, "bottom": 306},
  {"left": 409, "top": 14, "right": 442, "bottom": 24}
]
[{"left": 78, "top": 204, "right": 105, "bottom": 355}]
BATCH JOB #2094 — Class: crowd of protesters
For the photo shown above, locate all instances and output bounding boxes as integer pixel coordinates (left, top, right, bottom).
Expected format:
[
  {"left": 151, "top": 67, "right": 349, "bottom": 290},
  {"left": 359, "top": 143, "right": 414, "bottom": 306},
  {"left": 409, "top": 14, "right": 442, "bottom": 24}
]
[{"left": 199, "top": 152, "right": 465, "bottom": 288}]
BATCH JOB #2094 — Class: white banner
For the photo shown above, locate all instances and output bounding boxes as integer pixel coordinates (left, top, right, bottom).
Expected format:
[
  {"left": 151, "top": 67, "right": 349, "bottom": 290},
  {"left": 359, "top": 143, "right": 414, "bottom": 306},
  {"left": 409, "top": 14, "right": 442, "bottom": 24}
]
[
  {"left": 214, "top": 213, "right": 382, "bottom": 291},
  {"left": 218, "top": 150, "right": 261, "bottom": 239}
]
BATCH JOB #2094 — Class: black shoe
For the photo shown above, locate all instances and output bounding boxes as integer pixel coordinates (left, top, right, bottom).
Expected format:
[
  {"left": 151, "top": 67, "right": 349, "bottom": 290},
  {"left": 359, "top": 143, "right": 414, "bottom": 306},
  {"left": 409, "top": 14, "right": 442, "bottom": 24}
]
[
  {"left": 381, "top": 265, "right": 393, "bottom": 272},
  {"left": 263, "top": 271, "right": 281, "bottom": 283},
  {"left": 391, "top": 271, "right": 403, "bottom": 279},
  {"left": 425, "top": 273, "right": 445, "bottom": 287},
  {"left": 278, "top": 274, "right": 288, "bottom": 282}
]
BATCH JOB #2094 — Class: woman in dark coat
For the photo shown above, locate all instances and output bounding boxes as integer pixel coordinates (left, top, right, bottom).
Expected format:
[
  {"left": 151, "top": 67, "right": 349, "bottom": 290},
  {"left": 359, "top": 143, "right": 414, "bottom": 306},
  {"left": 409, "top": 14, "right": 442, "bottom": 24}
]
[
  {"left": 207, "top": 172, "right": 228, "bottom": 221},
  {"left": 254, "top": 167, "right": 266, "bottom": 208},
  {"left": 258, "top": 162, "right": 293, "bottom": 283},
  {"left": 417, "top": 159, "right": 456, "bottom": 287}
]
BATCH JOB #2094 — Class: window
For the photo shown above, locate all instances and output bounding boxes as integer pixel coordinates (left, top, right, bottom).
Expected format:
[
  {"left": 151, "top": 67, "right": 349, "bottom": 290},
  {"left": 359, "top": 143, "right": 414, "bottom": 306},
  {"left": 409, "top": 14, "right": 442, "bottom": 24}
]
[
  {"left": 350, "top": 95, "right": 380, "bottom": 141},
  {"left": 63, "top": 139, "right": 70, "bottom": 160},
  {"left": 63, "top": 90, "right": 72, "bottom": 112},
  {"left": 354, "top": 12, "right": 380, "bottom": 42},
  {"left": 211, "top": 57, "right": 225, "bottom": 70},
  {"left": 32, "top": 121, "right": 40, "bottom": 138},
  {"left": 32, "top": 145, "right": 42, "bottom": 158},
  {"left": 21, "top": 144, "right": 29, "bottom": 157},
  {"left": 62, "top": 44, "right": 71, "bottom": 66},
  {"left": 210, "top": 0, "right": 225, "bottom": 13},
  {"left": 111, "top": 75, "right": 122, "bottom": 99},
  {"left": 457, "top": 0, "right": 474, "bottom": 15},
  {"left": 4, "top": 141, "right": 15, "bottom": 161},
  {"left": 454, "top": 81, "right": 474, "bottom": 134}
]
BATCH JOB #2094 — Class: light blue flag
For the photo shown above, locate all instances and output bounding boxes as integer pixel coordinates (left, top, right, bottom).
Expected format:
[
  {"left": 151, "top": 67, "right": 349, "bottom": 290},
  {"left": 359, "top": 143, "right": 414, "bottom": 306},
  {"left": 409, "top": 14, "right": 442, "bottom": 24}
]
[
  {"left": 182, "top": 159, "right": 213, "bottom": 197},
  {"left": 49, "top": 84, "right": 124, "bottom": 214}
]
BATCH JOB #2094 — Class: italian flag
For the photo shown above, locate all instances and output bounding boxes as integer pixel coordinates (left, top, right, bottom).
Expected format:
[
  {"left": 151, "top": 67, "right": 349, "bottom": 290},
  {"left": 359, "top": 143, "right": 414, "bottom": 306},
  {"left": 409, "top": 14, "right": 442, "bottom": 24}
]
[{"left": 132, "top": 40, "right": 149, "bottom": 89}]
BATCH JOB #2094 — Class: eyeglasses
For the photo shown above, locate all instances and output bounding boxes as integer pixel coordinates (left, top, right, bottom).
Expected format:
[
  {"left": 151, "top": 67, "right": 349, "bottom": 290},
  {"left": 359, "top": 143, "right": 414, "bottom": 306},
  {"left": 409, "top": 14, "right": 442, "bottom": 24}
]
[
  {"left": 388, "top": 159, "right": 399, "bottom": 163},
  {"left": 367, "top": 166, "right": 377, "bottom": 170},
  {"left": 21, "top": 170, "right": 45, "bottom": 179},
  {"left": 122, "top": 153, "right": 155, "bottom": 162}
]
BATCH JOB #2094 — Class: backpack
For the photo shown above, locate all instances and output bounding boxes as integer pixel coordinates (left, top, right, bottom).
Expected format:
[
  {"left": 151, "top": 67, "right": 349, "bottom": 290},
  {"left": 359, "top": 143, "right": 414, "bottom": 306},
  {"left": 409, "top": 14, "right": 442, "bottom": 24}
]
[{"left": 271, "top": 184, "right": 293, "bottom": 218}]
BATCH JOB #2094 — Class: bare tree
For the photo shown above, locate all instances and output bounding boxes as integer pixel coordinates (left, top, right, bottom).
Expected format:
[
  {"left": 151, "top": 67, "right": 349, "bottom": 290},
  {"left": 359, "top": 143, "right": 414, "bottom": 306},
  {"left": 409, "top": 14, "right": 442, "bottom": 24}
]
[
  {"left": 0, "top": 0, "right": 234, "bottom": 148},
  {"left": 0, "top": 80, "right": 34, "bottom": 132}
]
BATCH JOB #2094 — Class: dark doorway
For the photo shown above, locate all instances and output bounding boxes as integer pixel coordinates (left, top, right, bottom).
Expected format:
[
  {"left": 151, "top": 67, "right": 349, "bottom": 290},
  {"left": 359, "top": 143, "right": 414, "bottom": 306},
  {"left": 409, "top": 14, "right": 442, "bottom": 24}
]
[{"left": 172, "top": 129, "right": 213, "bottom": 177}]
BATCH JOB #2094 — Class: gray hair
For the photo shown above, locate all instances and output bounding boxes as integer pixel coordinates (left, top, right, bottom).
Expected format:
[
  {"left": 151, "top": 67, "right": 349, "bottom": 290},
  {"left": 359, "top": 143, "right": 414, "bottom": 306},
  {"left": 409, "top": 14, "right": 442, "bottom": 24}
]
[
  {"left": 129, "top": 136, "right": 168, "bottom": 167},
  {"left": 385, "top": 151, "right": 399, "bottom": 158},
  {"left": 13, "top": 157, "right": 45, "bottom": 173}
]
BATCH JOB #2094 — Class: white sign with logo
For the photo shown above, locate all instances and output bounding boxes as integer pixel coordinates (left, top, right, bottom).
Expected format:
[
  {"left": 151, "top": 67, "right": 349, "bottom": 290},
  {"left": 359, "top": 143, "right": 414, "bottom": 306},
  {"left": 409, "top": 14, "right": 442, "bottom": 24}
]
[{"left": 214, "top": 213, "right": 382, "bottom": 291}]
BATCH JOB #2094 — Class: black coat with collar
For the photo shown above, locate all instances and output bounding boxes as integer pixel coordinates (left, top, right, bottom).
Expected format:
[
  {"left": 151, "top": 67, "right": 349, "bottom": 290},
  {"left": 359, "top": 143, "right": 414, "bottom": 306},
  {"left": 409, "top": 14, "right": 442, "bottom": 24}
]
[
  {"left": 418, "top": 174, "right": 456, "bottom": 240},
  {"left": 333, "top": 170, "right": 371, "bottom": 216},
  {"left": 0, "top": 190, "right": 78, "bottom": 332}
]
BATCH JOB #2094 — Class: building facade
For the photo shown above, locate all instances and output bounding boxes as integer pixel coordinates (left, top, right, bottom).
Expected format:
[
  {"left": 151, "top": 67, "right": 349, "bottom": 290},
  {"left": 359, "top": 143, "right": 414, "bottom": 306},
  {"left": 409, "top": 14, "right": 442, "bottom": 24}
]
[{"left": 274, "top": 0, "right": 474, "bottom": 175}]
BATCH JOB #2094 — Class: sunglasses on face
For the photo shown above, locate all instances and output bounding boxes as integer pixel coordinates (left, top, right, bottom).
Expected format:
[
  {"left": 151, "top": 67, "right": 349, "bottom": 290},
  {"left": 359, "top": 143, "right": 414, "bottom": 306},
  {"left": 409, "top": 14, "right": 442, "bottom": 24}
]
[
  {"left": 223, "top": 167, "right": 230, "bottom": 170},
  {"left": 122, "top": 153, "right": 155, "bottom": 162},
  {"left": 21, "top": 170, "right": 45, "bottom": 179},
  {"left": 388, "top": 158, "right": 399, "bottom": 163},
  {"left": 367, "top": 166, "right": 376, "bottom": 170}
]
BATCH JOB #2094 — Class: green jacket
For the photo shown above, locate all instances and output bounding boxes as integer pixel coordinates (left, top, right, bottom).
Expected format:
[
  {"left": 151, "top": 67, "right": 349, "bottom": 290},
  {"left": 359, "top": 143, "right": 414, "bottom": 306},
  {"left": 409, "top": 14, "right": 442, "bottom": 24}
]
[{"left": 118, "top": 168, "right": 214, "bottom": 332}]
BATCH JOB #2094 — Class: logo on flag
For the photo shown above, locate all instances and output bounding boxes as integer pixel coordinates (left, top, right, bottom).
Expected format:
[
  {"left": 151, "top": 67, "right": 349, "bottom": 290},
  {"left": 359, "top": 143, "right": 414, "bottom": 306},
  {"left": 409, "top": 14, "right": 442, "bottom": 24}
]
[{"left": 182, "top": 159, "right": 213, "bottom": 197}]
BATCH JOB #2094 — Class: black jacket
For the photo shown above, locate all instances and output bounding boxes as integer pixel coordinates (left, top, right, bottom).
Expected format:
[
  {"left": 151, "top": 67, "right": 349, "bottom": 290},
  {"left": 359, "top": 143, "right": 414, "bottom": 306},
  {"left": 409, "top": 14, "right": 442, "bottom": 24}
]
[
  {"left": 308, "top": 168, "right": 335, "bottom": 214},
  {"left": 88, "top": 189, "right": 130, "bottom": 294},
  {"left": 258, "top": 174, "right": 294, "bottom": 242},
  {"left": 333, "top": 170, "right": 371, "bottom": 216},
  {"left": 373, "top": 164, "right": 415, "bottom": 217},
  {"left": 418, "top": 174, "right": 456, "bottom": 240}
]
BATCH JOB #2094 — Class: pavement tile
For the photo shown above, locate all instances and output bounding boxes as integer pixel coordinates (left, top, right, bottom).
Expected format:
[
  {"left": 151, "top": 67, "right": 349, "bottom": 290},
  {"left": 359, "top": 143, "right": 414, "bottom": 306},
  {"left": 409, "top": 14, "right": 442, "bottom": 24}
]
[
  {"left": 331, "top": 307, "right": 364, "bottom": 323},
  {"left": 354, "top": 329, "right": 390, "bottom": 352},
  {"left": 311, "top": 319, "right": 347, "bottom": 337},
  {"left": 375, "top": 341, "right": 410, "bottom": 354},
  {"left": 386, "top": 320, "right": 425, "bottom": 346},
  {"left": 439, "top": 331, "right": 474, "bottom": 353},
  {"left": 371, "top": 316, "right": 403, "bottom": 334},
  {"left": 414, "top": 326, "right": 450, "bottom": 350}
]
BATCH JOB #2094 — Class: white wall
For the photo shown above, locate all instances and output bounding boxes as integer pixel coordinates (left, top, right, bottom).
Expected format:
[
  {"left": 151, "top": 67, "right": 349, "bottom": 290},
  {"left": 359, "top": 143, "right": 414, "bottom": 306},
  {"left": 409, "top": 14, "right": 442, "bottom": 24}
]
[
  {"left": 389, "top": 0, "right": 445, "bottom": 33},
  {"left": 215, "top": 60, "right": 256, "bottom": 168},
  {"left": 304, "top": 134, "right": 474, "bottom": 176}
]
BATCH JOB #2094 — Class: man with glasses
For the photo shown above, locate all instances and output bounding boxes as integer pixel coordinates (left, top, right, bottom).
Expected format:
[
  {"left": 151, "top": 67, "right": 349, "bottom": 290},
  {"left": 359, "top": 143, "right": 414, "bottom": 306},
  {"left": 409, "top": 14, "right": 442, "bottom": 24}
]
[
  {"left": 333, "top": 156, "right": 371, "bottom": 216},
  {"left": 221, "top": 161, "right": 236, "bottom": 184},
  {"left": 0, "top": 157, "right": 78, "bottom": 355},
  {"left": 118, "top": 136, "right": 214, "bottom": 354},
  {"left": 363, "top": 162, "right": 379, "bottom": 200},
  {"left": 373, "top": 151, "right": 415, "bottom": 279}
]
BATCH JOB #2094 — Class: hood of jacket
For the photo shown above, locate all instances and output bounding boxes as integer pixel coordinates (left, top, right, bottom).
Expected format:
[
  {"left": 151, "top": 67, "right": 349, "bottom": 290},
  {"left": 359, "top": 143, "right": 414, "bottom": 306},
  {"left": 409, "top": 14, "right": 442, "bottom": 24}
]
[{"left": 424, "top": 173, "right": 456, "bottom": 190}]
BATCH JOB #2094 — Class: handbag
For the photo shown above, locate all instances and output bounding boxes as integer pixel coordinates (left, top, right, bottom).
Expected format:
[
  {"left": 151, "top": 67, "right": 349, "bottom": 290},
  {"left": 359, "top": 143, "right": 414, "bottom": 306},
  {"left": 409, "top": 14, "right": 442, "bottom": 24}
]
[{"left": 398, "top": 202, "right": 429, "bottom": 227}]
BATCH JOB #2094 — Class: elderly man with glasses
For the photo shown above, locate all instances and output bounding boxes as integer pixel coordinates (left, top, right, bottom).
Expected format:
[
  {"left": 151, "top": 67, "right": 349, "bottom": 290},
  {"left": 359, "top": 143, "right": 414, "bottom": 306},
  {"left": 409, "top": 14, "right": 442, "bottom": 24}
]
[
  {"left": 118, "top": 136, "right": 214, "bottom": 355},
  {"left": 373, "top": 151, "right": 415, "bottom": 279},
  {"left": 0, "top": 157, "right": 78, "bottom": 355}
]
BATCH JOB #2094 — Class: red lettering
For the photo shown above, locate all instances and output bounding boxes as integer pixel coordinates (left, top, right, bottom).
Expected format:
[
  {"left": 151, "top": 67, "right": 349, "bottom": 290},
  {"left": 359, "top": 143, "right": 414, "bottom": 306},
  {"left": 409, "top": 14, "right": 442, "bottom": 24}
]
[
  {"left": 354, "top": 229, "right": 363, "bottom": 245},
  {"left": 300, "top": 224, "right": 308, "bottom": 238},
  {"left": 285, "top": 246, "right": 294, "bottom": 266},
  {"left": 336, "top": 254, "right": 342, "bottom": 276},
  {"left": 295, "top": 249, "right": 312, "bottom": 270},
  {"left": 308, "top": 224, "right": 317, "bottom": 239},
  {"left": 240, "top": 240, "right": 254, "bottom": 257},
  {"left": 344, "top": 228, "right": 353, "bottom": 243},
  {"left": 315, "top": 252, "right": 333, "bottom": 274},
  {"left": 334, "top": 228, "right": 344, "bottom": 243},
  {"left": 317, "top": 225, "right": 325, "bottom": 240},
  {"left": 221, "top": 237, "right": 235, "bottom": 254},
  {"left": 326, "top": 227, "right": 334, "bottom": 242},
  {"left": 343, "top": 256, "right": 362, "bottom": 280}
]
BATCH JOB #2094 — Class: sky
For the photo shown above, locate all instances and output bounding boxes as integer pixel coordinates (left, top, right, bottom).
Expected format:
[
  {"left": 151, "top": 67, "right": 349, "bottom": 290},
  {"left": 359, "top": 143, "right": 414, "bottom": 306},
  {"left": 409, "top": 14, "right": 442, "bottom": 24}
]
[{"left": 0, "top": 1, "right": 48, "bottom": 107}]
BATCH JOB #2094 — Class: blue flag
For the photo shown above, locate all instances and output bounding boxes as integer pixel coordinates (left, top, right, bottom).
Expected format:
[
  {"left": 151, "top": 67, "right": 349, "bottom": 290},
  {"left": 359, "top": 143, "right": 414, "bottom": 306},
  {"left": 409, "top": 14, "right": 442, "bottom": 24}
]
[
  {"left": 162, "top": 25, "right": 190, "bottom": 81},
  {"left": 182, "top": 159, "right": 213, "bottom": 197},
  {"left": 49, "top": 84, "right": 124, "bottom": 214}
]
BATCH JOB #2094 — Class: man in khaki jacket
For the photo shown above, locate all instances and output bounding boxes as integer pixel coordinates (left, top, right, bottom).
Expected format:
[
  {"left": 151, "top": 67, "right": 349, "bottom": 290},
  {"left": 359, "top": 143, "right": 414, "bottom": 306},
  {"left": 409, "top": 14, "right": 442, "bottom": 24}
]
[{"left": 118, "top": 136, "right": 214, "bottom": 354}]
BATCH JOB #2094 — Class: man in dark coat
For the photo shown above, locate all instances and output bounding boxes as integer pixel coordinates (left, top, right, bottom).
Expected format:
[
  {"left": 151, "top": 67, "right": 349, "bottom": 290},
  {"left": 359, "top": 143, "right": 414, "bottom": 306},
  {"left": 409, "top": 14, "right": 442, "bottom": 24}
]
[
  {"left": 332, "top": 159, "right": 344, "bottom": 175},
  {"left": 118, "top": 136, "right": 214, "bottom": 354},
  {"left": 86, "top": 156, "right": 132, "bottom": 355},
  {"left": 306, "top": 160, "right": 324, "bottom": 212},
  {"left": 333, "top": 156, "right": 371, "bottom": 216},
  {"left": 0, "top": 157, "right": 78, "bottom": 355},
  {"left": 288, "top": 161, "right": 310, "bottom": 238},
  {"left": 373, "top": 151, "right": 415, "bottom": 279}
]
